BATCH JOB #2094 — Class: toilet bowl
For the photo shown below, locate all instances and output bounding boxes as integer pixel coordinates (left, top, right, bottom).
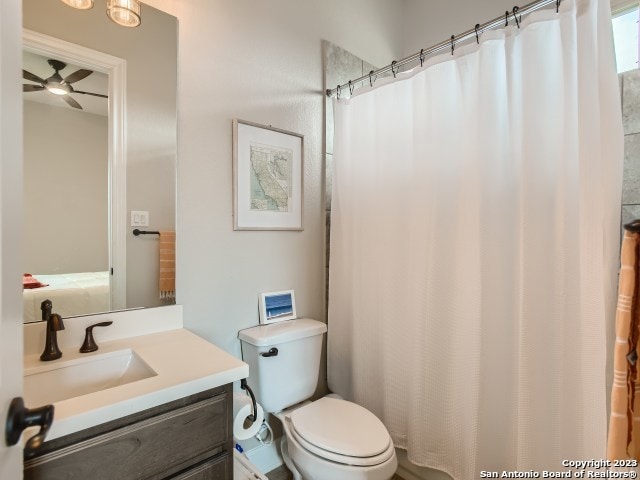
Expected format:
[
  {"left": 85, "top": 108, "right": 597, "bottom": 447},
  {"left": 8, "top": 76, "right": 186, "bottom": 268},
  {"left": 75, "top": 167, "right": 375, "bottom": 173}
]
[
  {"left": 275, "top": 397, "right": 397, "bottom": 480},
  {"left": 238, "top": 319, "right": 397, "bottom": 480}
]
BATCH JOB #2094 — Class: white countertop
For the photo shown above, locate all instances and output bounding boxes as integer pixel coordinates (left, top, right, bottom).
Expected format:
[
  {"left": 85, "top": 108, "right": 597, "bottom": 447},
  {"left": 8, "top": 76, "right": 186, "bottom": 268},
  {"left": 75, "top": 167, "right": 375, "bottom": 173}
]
[{"left": 23, "top": 307, "right": 249, "bottom": 442}]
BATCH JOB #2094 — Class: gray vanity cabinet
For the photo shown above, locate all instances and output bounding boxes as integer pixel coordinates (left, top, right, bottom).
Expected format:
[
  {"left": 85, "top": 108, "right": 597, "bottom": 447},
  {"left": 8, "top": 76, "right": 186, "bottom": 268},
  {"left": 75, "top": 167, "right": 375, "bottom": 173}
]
[{"left": 24, "top": 385, "right": 233, "bottom": 480}]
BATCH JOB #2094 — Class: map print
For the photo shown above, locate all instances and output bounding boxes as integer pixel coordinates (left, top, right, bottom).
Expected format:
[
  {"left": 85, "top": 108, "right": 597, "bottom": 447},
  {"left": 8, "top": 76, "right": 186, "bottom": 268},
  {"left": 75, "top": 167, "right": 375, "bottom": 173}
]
[{"left": 249, "top": 144, "right": 292, "bottom": 212}]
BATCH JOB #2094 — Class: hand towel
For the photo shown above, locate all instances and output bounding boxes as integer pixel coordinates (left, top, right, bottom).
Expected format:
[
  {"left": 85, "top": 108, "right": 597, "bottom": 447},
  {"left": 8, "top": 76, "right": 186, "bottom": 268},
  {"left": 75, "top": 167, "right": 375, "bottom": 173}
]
[{"left": 159, "top": 231, "right": 176, "bottom": 300}]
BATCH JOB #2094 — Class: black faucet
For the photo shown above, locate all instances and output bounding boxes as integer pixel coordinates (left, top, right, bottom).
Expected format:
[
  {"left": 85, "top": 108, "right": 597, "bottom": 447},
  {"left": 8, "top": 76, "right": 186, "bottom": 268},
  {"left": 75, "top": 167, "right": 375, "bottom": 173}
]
[{"left": 40, "top": 300, "right": 65, "bottom": 361}]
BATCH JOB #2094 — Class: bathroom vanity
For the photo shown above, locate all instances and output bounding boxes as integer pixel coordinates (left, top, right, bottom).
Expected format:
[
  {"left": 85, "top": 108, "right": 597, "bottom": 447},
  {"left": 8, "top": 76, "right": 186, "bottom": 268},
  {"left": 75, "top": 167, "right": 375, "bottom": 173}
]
[
  {"left": 21, "top": 306, "right": 248, "bottom": 480},
  {"left": 24, "top": 385, "right": 232, "bottom": 479}
]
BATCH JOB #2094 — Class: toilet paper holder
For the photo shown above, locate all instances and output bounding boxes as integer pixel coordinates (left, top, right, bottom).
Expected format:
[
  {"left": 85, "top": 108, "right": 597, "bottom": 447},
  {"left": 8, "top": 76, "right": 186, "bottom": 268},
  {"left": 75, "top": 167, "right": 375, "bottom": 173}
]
[{"left": 240, "top": 379, "right": 258, "bottom": 422}]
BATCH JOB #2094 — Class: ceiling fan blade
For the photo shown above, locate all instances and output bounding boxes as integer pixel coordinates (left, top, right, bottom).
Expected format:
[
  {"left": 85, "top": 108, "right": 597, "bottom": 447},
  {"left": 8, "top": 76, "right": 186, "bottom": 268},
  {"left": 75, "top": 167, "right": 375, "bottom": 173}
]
[
  {"left": 73, "top": 90, "right": 108, "bottom": 99},
  {"left": 62, "top": 95, "right": 83, "bottom": 110},
  {"left": 63, "top": 69, "right": 93, "bottom": 84},
  {"left": 23, "top": 69, "right": 45, "bottom": 84},
  {"left": 23, "top": 84, "right": 45, "bottom": 92}
]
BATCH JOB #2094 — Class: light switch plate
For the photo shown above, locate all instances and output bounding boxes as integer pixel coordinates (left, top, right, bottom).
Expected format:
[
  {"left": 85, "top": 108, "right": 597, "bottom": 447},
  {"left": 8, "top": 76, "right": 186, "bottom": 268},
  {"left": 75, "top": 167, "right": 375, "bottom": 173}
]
[{"left": 131, "top": 211, "right": 149, "bottom": 227}]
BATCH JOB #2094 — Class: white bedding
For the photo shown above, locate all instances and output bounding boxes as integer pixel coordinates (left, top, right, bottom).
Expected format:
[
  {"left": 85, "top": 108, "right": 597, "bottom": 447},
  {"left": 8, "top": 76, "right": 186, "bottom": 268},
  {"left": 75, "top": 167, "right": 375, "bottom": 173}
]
[{"left": 23, "top": 271, "right": 110, "bottom": 323}]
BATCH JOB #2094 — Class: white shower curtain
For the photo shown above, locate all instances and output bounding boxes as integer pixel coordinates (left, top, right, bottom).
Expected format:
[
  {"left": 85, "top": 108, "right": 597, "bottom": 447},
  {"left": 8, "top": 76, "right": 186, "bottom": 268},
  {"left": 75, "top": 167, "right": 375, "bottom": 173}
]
[{"left": 328, "top": 0, "right": 623, "bottom": 477}]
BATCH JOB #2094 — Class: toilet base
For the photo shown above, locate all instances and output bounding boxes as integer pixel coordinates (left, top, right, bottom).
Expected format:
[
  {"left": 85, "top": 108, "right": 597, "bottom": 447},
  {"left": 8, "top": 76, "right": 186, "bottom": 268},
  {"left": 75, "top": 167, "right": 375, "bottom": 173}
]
[
  {"left": 281, "top": 415, "right": 397, "bottom": 480},
  {"left": 280, "top": 436, "right": 303, "bottom": 480}
]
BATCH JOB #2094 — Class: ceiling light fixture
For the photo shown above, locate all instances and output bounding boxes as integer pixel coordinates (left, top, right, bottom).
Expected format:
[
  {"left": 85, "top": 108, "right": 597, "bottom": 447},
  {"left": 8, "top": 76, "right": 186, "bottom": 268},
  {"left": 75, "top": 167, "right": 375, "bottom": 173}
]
[
  {"left": 106, "top": 0, "right": 141, "bottom": 28},
  {"left": 46, "top": 84, "right": 71, "bottom": 96},
  {"left": 59, "top": 0, "right": 94, "bottom": 9}
]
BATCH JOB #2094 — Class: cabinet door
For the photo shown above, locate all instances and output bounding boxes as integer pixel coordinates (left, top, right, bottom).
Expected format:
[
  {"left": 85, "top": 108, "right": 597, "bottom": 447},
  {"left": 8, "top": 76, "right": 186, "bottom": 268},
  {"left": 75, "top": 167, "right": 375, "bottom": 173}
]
[
  {"left": 24, "top": 394, "right": 229, "bottom": 480},
  {"left": 170, "top": 453, "right": 231, "bottom": 480}
]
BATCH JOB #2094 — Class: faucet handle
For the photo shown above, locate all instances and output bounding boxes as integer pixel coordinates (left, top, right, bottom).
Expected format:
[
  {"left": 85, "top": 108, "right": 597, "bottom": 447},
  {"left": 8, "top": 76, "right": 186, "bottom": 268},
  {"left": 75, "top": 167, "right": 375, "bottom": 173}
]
[{"left": 79, "top": 321, "right": 113, "bottom": 353}]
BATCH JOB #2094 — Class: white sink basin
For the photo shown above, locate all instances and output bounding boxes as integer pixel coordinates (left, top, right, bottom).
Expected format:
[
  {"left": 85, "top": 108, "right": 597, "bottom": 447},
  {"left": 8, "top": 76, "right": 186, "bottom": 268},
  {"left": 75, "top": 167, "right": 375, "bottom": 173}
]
[{"left": 24, "top": 349, "right": 157, "bottom": 406}]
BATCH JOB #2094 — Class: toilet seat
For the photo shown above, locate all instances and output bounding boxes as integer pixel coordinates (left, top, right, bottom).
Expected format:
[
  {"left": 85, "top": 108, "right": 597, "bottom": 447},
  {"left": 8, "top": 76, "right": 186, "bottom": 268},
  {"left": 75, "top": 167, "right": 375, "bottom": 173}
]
[{"left": 288, "top": 397, "right": 394, "bottom": 467}]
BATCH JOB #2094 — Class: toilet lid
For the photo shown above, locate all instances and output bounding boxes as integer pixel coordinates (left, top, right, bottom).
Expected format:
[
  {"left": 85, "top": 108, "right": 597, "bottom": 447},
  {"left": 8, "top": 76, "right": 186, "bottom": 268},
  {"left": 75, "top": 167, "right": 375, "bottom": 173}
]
[{"left": 290, "top": 397, "right": 391, "bottom": 458}]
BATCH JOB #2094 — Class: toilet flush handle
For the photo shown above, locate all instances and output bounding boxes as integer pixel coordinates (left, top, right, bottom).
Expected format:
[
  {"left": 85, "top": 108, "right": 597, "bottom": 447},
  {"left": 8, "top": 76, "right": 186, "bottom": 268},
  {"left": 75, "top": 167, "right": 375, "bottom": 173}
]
[{"left": 260, "top": 348, "right": 279, "bottom": 358}]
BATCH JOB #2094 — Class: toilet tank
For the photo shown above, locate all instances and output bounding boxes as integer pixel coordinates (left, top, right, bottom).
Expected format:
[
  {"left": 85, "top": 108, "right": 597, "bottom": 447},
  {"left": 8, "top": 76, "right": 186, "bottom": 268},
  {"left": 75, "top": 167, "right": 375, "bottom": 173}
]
[{"left": 238, "top": 318, "right": 327, "bottom": 413}]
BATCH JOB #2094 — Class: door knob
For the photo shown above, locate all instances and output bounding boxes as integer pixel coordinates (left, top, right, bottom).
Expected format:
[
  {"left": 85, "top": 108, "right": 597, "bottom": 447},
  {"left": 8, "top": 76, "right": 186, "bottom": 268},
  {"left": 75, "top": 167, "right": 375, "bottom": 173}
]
[{"left": 5, "top": 397, "right": 54, "bottom": 456}]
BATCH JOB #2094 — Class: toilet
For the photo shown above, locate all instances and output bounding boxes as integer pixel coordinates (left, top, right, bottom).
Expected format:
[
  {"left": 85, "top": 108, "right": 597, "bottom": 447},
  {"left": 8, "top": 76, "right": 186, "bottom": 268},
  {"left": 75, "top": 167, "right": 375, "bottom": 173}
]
[{"left": 239, "top": 318, "right": 397, "bottom": 480}]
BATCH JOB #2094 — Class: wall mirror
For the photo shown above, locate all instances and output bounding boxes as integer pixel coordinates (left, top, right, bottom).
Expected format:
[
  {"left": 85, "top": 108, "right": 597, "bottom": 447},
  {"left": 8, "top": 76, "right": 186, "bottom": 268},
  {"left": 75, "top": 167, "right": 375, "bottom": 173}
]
[{"left": 22, "top": 0, "right": 177, "bottom": 323}]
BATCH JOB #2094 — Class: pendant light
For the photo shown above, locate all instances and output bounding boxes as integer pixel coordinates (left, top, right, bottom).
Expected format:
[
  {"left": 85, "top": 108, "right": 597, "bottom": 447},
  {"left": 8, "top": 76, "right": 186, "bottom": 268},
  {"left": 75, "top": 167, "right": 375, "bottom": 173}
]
[
  {"left": 59, "top": 0, "right": 94, "bottom": 9},
  {"left": 106, "top": 0, "right": 141, "bottom": 28}
]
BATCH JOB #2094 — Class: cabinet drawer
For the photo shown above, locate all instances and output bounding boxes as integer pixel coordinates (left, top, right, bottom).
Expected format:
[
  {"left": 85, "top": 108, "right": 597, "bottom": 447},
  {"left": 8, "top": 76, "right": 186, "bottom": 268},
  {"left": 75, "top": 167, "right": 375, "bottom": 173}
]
[
  {"left": 24, "top": 394, "right": 229, "bottom": 480},
  {"left": 170, "top": 453, "right": 231, "bottom": 480}
]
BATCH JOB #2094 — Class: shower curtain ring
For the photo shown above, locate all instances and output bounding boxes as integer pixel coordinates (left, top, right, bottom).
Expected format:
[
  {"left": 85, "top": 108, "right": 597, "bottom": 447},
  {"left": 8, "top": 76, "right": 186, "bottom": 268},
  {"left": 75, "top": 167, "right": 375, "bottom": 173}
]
[
  {"left": 505, "top": 11, "right": 509, "bottom": 26},
  {"left": 451, "top": 35, "right": 455, "bottom": 55},
  {"left": 391, "top": 60, "right": 398, "bottom": 78},
  {"left": 420, "top": 48, "right": 425, "bottom": 67},
  {"left": 369, "top": 70, "right": 375, "bottom": 87},
  {"left": 475, "top": 24, "right": 480, "bottom": 44},
  {"left": 336, "top": 84, "right": 341, "bottom": 99},
  {"left": 556, "top": 0, "right": 561, "bottom": 12},
  {"left": 513, "top": 6, "right": 521, "bottom": 28},
  {"left": 348, "top": 80, "right": 354, "bottom": 96}
]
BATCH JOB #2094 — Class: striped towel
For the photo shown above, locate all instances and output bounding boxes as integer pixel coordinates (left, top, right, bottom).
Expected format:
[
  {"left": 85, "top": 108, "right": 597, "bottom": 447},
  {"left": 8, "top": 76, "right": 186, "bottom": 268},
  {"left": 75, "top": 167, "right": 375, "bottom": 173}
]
[
  {"left": 607, "top": 230, "right": 640, "bottom": 460},
  {"left": 159, "top": 231, "right": 176, "bottom": 300}
]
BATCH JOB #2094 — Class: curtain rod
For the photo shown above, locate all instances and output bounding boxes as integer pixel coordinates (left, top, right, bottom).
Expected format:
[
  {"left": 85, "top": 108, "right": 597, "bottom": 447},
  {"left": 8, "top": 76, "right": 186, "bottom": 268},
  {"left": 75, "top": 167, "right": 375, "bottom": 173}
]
[{"left": 326, "top": 0, "right": 560, "bottom": 98}]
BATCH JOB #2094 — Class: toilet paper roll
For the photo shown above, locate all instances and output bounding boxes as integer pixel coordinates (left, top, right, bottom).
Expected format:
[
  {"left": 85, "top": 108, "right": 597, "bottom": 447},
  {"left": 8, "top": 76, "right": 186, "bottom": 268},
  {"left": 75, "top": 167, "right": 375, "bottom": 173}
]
[{"left": 233, "top": 393, "right": 265, "bottom": 440}]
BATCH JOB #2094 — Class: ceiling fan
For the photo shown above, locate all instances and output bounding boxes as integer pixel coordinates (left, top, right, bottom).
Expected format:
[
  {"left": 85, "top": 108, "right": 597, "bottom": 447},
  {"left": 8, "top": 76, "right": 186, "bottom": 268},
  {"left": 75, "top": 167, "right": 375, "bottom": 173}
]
[{"left": 23, "top": 59, "right": 107, "bottom": 110}]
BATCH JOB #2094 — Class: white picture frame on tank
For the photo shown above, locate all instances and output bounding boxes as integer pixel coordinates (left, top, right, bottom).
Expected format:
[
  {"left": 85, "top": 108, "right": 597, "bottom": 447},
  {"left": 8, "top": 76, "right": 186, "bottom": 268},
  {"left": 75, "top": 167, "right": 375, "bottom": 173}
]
[{"left": 259, "top": 290, "right": 297, "bottom": 325}]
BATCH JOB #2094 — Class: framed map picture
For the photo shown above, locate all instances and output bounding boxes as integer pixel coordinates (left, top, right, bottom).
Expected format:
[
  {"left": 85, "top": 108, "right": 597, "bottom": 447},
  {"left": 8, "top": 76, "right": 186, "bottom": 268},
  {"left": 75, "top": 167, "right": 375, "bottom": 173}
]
[{"left": 233, "top": 119, "right": 304, "bottom": 230}]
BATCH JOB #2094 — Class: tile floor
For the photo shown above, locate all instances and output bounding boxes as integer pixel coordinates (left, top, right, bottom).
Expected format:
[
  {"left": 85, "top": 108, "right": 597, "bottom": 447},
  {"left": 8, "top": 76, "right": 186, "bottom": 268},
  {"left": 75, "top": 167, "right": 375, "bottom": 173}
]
[
  {"left": 265, "top": 465, "right": 405, "bottom": 480},
  {"left": 265, "top": 466, "right": 292, "bottom": 480}
]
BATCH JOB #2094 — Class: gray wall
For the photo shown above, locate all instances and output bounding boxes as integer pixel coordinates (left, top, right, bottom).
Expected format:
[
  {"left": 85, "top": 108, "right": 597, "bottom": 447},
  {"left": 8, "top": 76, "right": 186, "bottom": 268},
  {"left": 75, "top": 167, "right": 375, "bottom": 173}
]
[
  {"left": 402, "top": 0, "right": 524, "bottom": 57},
  {"left": 23, "top": 0, "right": 177, "bottom": 309},
  {"left": 140, "top": 0, "right": 404, "bottom": 361},
  {"left": 23, "top": 101, "right": 108, "bottom": 274}
]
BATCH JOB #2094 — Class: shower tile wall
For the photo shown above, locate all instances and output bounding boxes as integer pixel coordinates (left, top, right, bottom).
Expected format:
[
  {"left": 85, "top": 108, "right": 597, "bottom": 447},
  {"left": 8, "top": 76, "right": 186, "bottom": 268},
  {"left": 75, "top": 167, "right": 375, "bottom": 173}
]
[
  {"left": 323, "top": 41, "right": 374, "bottom": 312},
  {"left": 622, "top": 69, "right": 640, "bottom": 226}
]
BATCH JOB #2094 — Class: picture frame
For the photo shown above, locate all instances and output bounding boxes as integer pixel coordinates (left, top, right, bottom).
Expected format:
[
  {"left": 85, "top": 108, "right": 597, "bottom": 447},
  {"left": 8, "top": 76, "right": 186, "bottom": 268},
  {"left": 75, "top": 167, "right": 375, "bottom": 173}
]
[
  {"left": 259, "top": 290, "right": 297, "bottom": 325},
  {"left": 233, "top": 119, "right": 304, "bottom": 231}
]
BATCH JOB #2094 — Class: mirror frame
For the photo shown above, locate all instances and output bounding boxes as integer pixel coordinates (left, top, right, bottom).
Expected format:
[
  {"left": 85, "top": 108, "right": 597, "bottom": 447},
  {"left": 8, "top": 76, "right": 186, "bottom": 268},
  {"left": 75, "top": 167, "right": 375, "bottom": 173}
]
[{"left": 23, "top": 29, "right": 128, "bottom": 312}]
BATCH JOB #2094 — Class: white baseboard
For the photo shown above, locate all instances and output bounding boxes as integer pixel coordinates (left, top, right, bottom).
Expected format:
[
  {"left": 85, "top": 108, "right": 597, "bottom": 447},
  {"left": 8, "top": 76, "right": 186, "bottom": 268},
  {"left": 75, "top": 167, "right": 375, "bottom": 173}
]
[{"left": 245, "top": 438, "right": 283, "bottom": 474}]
